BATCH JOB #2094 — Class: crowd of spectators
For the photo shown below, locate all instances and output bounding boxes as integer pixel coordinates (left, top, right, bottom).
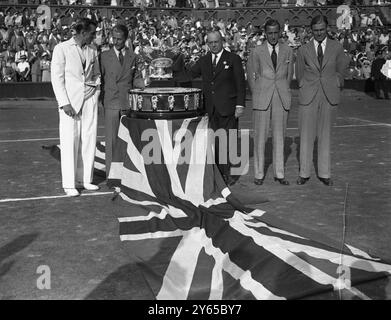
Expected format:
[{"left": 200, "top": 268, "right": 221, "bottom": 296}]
[{"left": 0, "top": 6, "right": 390, "bottom": 82}]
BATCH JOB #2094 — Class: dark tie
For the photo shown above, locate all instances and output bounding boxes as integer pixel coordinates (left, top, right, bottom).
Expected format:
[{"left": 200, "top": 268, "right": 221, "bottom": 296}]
[
  {"left": 271, "top": 45, "right": 277, "bottom": 70},
  {"left": 212, "top": 54, "right": 217, "bottom": 69},
  {"left": 118, "top": 50, "right": 124, "bottom": 66},
  {"left": 317, "top": 41, "right": 323, "bottom": 67}
]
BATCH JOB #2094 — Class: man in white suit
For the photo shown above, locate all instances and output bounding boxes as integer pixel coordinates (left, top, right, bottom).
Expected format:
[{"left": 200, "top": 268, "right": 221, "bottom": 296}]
[{"left": 51, "top": 18, "right": 101, "bottom": 196}]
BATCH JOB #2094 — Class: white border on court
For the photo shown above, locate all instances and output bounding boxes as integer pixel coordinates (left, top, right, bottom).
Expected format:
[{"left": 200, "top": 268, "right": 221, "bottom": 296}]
[{"left": 0, "top": 191, "right": 114, "bottom": 203}]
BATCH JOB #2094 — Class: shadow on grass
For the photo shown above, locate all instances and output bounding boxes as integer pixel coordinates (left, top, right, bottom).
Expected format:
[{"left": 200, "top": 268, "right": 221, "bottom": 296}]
[{"left": 0, "top": 233, "right": 39, "bottom": 279}]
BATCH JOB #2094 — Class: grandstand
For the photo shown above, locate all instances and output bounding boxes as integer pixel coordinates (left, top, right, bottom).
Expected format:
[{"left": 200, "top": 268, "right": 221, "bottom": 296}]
[{"left": 0, "top": 1, "right": 390, "bottom": 92}]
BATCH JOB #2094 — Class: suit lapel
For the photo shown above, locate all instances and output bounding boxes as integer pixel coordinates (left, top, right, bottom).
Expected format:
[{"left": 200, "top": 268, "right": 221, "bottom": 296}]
[
  {"left": 118, "top": 49, "right": 134, "bottom": 81},
  {"left": 70, "top": 39, "right": 85, "bottom": 72},
  {"left": 212, "top": 50, "right": 226, "bottom": 79},
  {"left": 262, "top": 43, "right": 274, "bottom": 71},
  {"left": 307, "top": 40, "right": 321, "bottom": 70},
  {"left": 276, "top": 42, "right": 285, "bottom": 71},
  {"left": 109, "top": 48, "right": 122, "bottom": 81},
  {"left": 322, "top": 38, "right": 333, "bottom": 69}
]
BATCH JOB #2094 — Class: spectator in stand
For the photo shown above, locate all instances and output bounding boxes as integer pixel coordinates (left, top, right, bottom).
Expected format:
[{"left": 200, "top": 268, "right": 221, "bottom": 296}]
[
  {"left": 48, "top": 28, "right": 60, "bottom": 52},
  {"left": 379, "top": 30, "right": 389, "bottom": 46},
  {"left": 371, "top": 48, "right": 390, "bottom": 99},
  {"left": 40, "top": 51, "right": 51, "bottom": 82},
  {"left": 16, "top": 54, "right": 30, "bottom": 81},
  {"left": 15, "top": 45, "right": 28, "bottom": 63},
  {"left": 29, "top": 49, "right": 41, "bottom": 82},
  {"left": 1, "top": 58, "right": 16, "bottom": 82},
  {"left": 4, "top": 11, "right": 15, "bottom": 29}
]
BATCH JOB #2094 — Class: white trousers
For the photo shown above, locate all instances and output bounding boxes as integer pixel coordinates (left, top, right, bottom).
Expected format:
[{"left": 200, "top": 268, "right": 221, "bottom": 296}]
[{"left": 59, "top": 95, "right": 98, "bottom": 189}]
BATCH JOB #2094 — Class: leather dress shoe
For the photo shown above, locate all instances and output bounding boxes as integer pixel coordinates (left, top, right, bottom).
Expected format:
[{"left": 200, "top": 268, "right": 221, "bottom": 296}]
[
  {"left": 274, "top": 177, "right": 290, "bottom": 185},
  {"left": 254, "top": 178, "right": 264, "bottom": 185},
  {"left": 64, "top": 188, "right": 80, "bottom": 197},
  {"left": 225, "top": 175, "right": 236, "bottom": 186},
  {"left": 319, "top": 177, "right": 333, "bottom": 186},
  {"left": 296, "top": 176, "right": 310, "bottom": 185}
]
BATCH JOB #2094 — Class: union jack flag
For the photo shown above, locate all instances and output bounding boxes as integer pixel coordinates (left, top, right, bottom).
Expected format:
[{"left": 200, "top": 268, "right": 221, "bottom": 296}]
[
  {"left": 106, "top": 115, "right": 391, "bottom": 300},
  {"left": 45, "top": 116, "right": 391, "bottom": 299}
]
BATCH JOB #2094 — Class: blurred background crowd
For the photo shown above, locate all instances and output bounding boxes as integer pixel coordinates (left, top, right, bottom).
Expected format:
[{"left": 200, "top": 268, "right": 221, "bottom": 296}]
[{"left": 0, "top": 2, "right": 390, "bottom": 82}]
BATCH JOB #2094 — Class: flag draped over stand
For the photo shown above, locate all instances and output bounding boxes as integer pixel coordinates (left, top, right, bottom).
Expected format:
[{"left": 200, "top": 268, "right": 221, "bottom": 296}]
[{"left": 104, "top": 115, "right": 391, "bottom": 300}]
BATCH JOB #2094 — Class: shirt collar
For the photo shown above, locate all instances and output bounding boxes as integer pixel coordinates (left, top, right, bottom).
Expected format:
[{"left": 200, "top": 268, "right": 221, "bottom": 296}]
[
  {"left": 267, "top": 42, "right": 279, "bottom": 50},
  {"left": 113, "top": 46, "right": 126, "bottom": 56},
  {"left": 212, "top": 49, "right": 224, "bottom": 59},
  {"left": 314, "top": 37, "right": 327, "bottom": 46}
]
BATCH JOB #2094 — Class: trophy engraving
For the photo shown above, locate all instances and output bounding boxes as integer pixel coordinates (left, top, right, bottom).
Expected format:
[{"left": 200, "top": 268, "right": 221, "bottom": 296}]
[
  {"left": 168, "top": 95, "right": 175, "bottom": 111},
  {"left": 151, "top": 95, "right": 158, "bottom": 111},
  {"left": 137, "top": 95, "right": 143, "bottom": 110},
  {"left": 184, "top": 95, "right": 189, "bottom": 110},
  {"left": 194, "top": 93, "right": 199, "bottom": 109}
]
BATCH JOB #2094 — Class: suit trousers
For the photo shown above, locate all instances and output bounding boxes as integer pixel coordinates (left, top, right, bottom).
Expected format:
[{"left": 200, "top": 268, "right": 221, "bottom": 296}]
[
  {"left": 59, "top": 95, "right": 98, "bottom": 188},
  {"left": 209, "top": 112, "right": 238, "bottom": 177},
  {"left": 298, "top": 89, "right": 335, "bottom": 179},
  {"left": 253, "top": 92, "right": 288, "bottom": 180},
  {"left": 374, "top": 79, "right": 390, "bottom": 99},
  {"left": 104, "top": 108, "right": 123, "bottom": 177}
]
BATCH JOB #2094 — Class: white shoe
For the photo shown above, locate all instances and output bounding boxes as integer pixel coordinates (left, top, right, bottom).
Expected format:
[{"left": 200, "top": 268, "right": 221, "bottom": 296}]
[
  {"left": 80, "top": 183, "right": 99, "bottom": 191},
  {"left": 64, "top": 188, "right": 80, "bottom": 197}
]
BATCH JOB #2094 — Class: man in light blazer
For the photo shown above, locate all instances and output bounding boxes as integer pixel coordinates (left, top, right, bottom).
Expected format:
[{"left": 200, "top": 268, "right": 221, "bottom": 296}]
[
  {"left": 51, "top": 18, "right": 101, "bottom": 197},
  {"left": 100, "top": 24, "right": 144, "bottom": 177},
  {"left": 295, "top": 15, "right": 348, "bottom": 186},
  {"left": 247, "top": 19, "right": 294, "bottom": 186}
]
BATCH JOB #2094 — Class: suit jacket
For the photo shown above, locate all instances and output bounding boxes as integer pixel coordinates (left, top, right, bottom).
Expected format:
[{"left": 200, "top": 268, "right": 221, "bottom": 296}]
[
  {"left": 51, "top": 37, "right": 100, "bottom": 113},
  {"left": 100, "top": 47, "right": 144, "bottom": 110},
  {"left": 371, "top": 57, "right": 387, "bottom": 80},
  {"left": 247, "top": 42, "right": 294, "bottom": 111},
  {"left": 295, "top": 38, "right": 348, "bottom": 106},
  {"left": 190, "top": 50, "right": 246, "bottom": 117}
]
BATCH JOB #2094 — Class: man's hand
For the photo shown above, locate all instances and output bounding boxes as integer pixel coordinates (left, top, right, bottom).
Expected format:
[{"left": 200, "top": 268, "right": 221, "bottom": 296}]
[
  {"left": 61, "top": 104, "right": 77, "bottom": 117},
  {"left": 235, "top": 105, "right": 244, "bottom": 118}
]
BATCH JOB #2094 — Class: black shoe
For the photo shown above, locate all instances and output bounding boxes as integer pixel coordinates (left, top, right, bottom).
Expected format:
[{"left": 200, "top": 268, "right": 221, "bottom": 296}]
[
  {"left": 296, "top": 176, "right": 310, "bottom": 185},
  {"left": 254, "top": 178, "right": 264, "bottom": 185},
  {"left": 274, "top": 177, "right": 290, "bottom": 185},
  {"left": 319, "top": 177, "right": 333, "bottom": 186},
  {"left": 226, "top": 175, "right": 236, "bottom": 186}
]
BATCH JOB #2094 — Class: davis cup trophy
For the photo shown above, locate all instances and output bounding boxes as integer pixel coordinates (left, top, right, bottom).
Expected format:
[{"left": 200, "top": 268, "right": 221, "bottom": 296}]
[{"left": 127, "top": 49, "right": 204, "bottom": 119}]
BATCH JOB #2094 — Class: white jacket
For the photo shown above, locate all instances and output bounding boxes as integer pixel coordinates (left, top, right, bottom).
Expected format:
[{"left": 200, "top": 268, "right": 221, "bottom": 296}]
[{"left": 51, "top": 37, "right": 100, "bottom": 113}]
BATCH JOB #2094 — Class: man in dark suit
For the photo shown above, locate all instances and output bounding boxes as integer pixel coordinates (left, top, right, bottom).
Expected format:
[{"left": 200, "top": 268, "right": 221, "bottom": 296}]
[
  {"left": 190, "top": 30, "right": 246, "bottom": 185},
  {"left": 371, "top": 49, "right": 390, "bottom": 100},
  {"left": 295, "top": 15, "right": 348, "bottom": 186},
  {"left": 100, "top": 24, "right": 144, "bottom": 177}
]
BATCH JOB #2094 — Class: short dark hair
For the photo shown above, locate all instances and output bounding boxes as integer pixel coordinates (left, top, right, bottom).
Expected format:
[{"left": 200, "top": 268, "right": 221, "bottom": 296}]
[
  {"left": 112, "top": 23, "right": 129, "bottom": 39},
  {"left": 73, "top": 18, "right": 97, "bottom": 34},
  {"left": 310, "top": 15, "right": 328, "bottom": 28},
  {"left": 264, "top": 19, "right": 280, "bottom": 32}
]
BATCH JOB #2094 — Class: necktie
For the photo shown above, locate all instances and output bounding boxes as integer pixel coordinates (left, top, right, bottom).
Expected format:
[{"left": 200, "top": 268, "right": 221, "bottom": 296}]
[
  {"left": 271, "top": 45, "right": 277, "bottom": 70},
  {"left": 212, "top": 54, "right": 217, "bottom": 69},
  {"left": 118, "top": 50, "right": 124, "bottom": 66},
  {"left": 317, "top": 41, "right": 323, "bottom": 67}
]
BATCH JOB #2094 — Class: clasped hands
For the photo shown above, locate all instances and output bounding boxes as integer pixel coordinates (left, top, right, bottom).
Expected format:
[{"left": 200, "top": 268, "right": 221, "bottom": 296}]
[{"left": 62, "top": 104, "right": 78, "bottom": 118}]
